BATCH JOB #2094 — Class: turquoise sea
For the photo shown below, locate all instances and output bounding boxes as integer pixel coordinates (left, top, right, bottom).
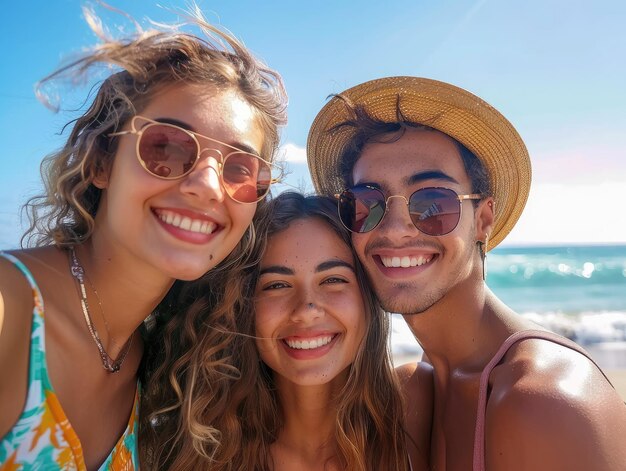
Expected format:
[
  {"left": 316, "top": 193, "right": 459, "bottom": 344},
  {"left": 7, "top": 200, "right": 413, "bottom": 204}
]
[
  {"left": 488, "top": 244, "right": 626, "bottom": 315},
  {"left": 391, "top": 245, "right": 626, "bottom": 364}
]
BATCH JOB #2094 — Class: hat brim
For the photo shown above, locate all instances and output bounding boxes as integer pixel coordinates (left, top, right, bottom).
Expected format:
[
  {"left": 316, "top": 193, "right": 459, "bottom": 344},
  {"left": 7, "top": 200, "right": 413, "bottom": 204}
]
[{"left": 306, "top": 76, "right": 531, "bottom": 249}]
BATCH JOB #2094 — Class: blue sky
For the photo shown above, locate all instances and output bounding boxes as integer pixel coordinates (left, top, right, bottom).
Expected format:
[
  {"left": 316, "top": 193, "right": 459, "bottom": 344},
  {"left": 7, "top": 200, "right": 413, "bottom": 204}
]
[{"left": 1, "top": 0, "right": 625, "bottom": 248}]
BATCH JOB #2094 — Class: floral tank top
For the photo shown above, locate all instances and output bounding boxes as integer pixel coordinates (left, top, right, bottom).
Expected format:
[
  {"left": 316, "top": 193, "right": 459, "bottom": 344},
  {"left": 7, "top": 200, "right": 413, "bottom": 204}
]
[{"left": 0, "top": 252, "right": 139, "bottom": 470}]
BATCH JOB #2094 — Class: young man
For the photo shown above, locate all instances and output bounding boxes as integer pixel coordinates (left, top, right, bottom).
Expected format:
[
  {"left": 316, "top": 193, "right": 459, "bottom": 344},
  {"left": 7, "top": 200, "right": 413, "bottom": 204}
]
[{"left": 306, "top": 77, "right": 626, "bottom": 470}]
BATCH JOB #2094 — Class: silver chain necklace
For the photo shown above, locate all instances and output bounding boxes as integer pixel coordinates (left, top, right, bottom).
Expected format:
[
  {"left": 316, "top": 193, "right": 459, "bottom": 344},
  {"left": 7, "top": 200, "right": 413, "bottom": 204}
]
[{"left": 69, "top": 247, "right": 133, "bottom": 373}]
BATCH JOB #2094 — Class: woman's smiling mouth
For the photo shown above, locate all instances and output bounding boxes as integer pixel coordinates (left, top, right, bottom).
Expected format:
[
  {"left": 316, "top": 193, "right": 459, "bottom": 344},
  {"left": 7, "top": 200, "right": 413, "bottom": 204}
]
[
  {"left": 284, "top": 334, "right": 336, "bottom": 350},
  {"left": 154, "top": 209, "right": 218, "bottom": 234}
]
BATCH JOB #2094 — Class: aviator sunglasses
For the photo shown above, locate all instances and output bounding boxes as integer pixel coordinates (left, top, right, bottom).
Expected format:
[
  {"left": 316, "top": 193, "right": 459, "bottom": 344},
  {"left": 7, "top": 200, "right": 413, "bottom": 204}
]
[
  {"left": 337, "top": 185, "right": 483, "bottom": 235},
  {"left": 109, "top": 116, "right": 275, "bottom": 204}
]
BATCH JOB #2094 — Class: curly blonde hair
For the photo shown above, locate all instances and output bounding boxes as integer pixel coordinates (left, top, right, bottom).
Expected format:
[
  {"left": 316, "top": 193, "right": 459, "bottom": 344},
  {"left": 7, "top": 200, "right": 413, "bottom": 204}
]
[
  {"left": 140, "top": 193, "right": 414, "bottom": 470},
  {"left": 22, "top": 4, "right": 287, "bottom": 248}
]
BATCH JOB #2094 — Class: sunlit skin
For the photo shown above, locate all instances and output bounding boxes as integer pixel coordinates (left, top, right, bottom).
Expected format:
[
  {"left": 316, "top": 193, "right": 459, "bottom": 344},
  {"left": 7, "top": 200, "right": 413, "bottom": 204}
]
[
  {"left": 349, "top": 127, "right": 626, "bottom": 470},
  {"left": 94, "top": 83, "right": 262, "bottom": 283},
  {"left": 0, "top": 83, "right": 265, "bottom": 469},
  {"left": 255, "top": 218, "right": 366, "bottom": 388},
  {"left": 351, "top": 129, "right": 481, "bottom": 316},
  {"left": 254, "top": 218, "right": 367, "bottom": 469}
]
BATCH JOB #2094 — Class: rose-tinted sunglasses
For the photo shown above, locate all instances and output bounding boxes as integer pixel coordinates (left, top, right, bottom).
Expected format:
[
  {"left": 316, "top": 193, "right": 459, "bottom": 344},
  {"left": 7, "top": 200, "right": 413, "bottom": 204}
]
[
  {"left": 337, "top": 185, "right": 483, "bottom": 235},
  {"left": 110, "top": 116, "right": 276, "bottom": 204}
]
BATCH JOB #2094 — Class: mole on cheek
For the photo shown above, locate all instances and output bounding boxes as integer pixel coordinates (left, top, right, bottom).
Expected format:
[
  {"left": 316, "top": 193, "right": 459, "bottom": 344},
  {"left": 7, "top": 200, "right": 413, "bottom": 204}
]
[{"left": 209, "top": 254, "right": 213, "bottom": 260}]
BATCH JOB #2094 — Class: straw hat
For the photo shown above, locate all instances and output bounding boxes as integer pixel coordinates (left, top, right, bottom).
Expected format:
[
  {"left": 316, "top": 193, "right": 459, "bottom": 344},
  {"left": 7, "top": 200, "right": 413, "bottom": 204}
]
[{"left": 306, "top": 76, "right": 531, "bottom": 249}]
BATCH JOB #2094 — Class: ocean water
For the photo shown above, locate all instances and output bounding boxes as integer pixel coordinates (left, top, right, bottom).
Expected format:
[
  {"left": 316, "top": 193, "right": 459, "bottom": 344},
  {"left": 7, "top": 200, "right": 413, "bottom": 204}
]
[
  {"left": 487, "top": 245, "right": 626, "bottom": 315},
  {"left": 391, "top": 245, "right": 626, "bottom": 360}
]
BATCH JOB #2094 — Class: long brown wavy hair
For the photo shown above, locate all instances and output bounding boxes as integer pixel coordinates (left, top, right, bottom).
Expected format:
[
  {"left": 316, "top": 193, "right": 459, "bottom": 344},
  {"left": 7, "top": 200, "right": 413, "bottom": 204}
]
[
  {"left": 22, "top": 3, "right": 287, "bottom": 248},
  {"left": 140, "top": 192, "right": 412, "bottom": 470}
]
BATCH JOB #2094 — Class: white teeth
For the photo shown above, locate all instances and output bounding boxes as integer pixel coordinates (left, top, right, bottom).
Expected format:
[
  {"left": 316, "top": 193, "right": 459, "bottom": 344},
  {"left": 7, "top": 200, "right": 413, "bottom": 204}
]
[
  {"left": 285, "top": 335, "right": 333, "bottom": 350},
  {"left": 180, "top": 216, "right": 192, "bottom": 231},
  {"left": 156, "top": 210, "right": 217, "bottom": 235},
  {"left": 381, "top": 255, "right": 432, "bottom": 268},
  {"left": 190, "top": 220, "right": 202, "bottom": 232}
]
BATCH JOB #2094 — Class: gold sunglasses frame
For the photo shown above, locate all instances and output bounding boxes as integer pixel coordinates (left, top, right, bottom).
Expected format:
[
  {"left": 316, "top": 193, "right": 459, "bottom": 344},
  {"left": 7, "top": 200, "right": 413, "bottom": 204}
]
[
  {"left": 109, "top": 115, "right": 279, "bottom": 203},
  {"left": 336, "top": 185, "right": 484, "bottom": 235}
]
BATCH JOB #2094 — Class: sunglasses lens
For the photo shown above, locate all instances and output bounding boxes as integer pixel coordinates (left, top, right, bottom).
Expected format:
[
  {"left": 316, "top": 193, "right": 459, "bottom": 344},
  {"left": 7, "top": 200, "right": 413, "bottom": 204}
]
[
  {"left": 138, "top": 123, "right": 271, "bottom": 202},
  {"left": 409, "top": 188, "right": 461, "bottom": 236},
  {"left": 339, "top": 186, "right": 386, "bottom": 233},
  {"left": 138, "top": 125, "right": 198, "bottom": 178},
  {"left": 223, "top": 153, "right": 272, "bottom": 203}
]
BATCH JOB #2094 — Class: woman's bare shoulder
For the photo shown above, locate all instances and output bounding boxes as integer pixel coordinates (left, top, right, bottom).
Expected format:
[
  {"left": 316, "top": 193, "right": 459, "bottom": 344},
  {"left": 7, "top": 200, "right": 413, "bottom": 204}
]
[
  {"left": 0, "top": 251, "right": 37, "bottom": 327},
  {"left": 0, "top": 246, "right": 68, "bottom": 340},
  {"left": 0, "top": 250, "right": 41, "bottom": 437},
  {"left": 396, "top": 360, "right": 433, "bottom": 388},
  {"left": 396, "top": 361, "right": 434, "bottom": 471},
  {"left": 395, "top": 360, "right": 434, "bottom": 421}
]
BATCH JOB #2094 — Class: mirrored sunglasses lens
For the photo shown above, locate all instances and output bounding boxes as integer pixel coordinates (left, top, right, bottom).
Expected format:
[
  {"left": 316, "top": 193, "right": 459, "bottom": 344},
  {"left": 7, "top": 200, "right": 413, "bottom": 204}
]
[
  {"left": 339, "top": 187, "right": 385, "bottom": 233},
  {"left": 409, "top": 188, "right": 460, "bottom": 235},
  {"left": 139, "top": 125, "right": 198, "bottom": 178},
  {"left": 223, "top": 153, "right": 272, "bottom": 203}
]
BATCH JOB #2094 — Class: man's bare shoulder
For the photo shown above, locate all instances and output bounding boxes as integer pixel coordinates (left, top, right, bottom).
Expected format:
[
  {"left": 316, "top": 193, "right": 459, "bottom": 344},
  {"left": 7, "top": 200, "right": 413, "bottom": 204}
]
[
  {"left": 484, "top": 338, "right": 626, "bottom": 470},
  {"left": 489, "top": 336, "right": 620, "bottom": 399}
]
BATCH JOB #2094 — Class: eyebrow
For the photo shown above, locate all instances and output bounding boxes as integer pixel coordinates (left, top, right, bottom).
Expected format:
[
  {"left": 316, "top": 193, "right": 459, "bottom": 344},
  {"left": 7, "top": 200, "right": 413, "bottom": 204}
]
[
  {"left": 357, "top": 170, "right": 459, "bottom": 190},
  {"left": 259, "top": 265, "right": 294, "bottom": 276},
  {"left": 258, "top": 259, "right": 355, "bottom": 277},
  {"left": 316, "top": 259, "right": 355, "bottom": 273},
  {"left": 153, "top": 117, "right": 194, "bottom": 130},
  {"left": 407, "top": 170, "right": 459, "bottom": 185},
  {"left": 152, "top": 117, "right": 261, "bottom": 157}
]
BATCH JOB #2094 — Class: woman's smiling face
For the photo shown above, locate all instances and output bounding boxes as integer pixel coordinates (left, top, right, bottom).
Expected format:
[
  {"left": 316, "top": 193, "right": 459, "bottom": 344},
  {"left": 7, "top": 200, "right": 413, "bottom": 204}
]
[
  {"left": 254, "top": 217, "right": 367, "bottom": 387},
  {"left": 93, "top": 83, "right": 264, "bottom": 281}
]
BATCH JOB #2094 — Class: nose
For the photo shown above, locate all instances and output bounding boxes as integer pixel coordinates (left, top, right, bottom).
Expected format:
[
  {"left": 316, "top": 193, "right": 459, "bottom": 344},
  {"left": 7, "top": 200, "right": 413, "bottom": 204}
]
[
  {"left": 377, "top": 195, "right": 417, "bottom": 236},
  {"left": 179, "top": 154, "right": 225, "bottom": 202},
  {"left": 289, "top": 296, "right": 325, "bottom": 324}
]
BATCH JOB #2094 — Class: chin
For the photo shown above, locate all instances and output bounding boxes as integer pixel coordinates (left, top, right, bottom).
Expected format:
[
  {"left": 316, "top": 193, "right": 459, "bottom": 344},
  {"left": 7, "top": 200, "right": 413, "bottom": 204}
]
[
  {"left": 163, "top": 260, "right": 214, "bottom": 281},
  {"left": 157, "top": 249, "right": 226, "bottom": 279},
  {"left": 289, "top": 375, "right": 337, "bottom": 387},
  {"left": 173, "top": 271, "right": 206, "bottom": 282},
  {"left": 379, "top": 289, "right": 440, "bottom": 315}
]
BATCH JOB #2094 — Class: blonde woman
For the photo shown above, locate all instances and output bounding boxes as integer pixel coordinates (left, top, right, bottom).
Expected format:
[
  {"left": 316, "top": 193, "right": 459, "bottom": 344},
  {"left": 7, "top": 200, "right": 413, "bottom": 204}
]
[
  {"left": 142, "top": 192, "right": 432, "bottom": 470},
  {"left": 0, "top": 5, "right": 286, "bottom": 470}
]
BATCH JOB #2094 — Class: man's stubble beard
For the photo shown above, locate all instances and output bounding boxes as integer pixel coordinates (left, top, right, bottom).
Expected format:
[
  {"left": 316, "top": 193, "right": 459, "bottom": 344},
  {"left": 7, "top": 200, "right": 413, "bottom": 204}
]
[
  {"left": 359, "top": 226, "right": 479, "bottom": 316},
  {"left": 372, "top": 248, "right": 475, "bottom": 316},
  {"left": 375, "top": 280, "right": 446, "bottom": 315}
]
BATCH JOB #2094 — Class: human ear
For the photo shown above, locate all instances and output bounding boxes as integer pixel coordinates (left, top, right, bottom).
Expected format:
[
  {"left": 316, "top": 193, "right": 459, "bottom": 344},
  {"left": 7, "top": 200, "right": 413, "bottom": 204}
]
[
  {"left": 92, "top": 156, "right": 112, "bottom": 189},
  {"left": 475, "top": 197, "right": 495, "bottom": 242},
  {"left": 92, "top": 170, "right": 109, "bottom": 189}
]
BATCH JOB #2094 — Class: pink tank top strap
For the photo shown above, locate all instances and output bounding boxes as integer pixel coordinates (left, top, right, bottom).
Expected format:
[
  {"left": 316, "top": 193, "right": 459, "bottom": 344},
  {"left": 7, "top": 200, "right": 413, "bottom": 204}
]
[{"left": 472, "top": 329, "right": 613, "bottom": 471}]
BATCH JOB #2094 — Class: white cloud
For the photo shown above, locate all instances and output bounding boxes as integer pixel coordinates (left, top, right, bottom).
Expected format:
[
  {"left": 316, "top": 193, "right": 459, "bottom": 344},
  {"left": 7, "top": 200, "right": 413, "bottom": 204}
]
[{"left": 278, "top": 142, "right": 307, "bottom": 163}]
